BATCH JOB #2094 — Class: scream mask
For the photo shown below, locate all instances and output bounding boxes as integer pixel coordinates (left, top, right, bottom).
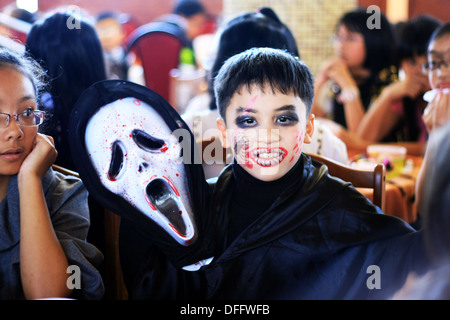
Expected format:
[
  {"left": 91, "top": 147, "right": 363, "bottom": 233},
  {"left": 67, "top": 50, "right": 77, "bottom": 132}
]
[
  {"left": 69, "top": 80, "right": 216, "bottom": 268},
  {"left": 85, "top": 97, "right": 196, "bottom": 245}
]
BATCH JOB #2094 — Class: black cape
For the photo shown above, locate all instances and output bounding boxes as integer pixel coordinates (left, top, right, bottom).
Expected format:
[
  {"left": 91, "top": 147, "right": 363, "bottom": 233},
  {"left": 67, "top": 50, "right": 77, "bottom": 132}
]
[{"left": 120, "top": 154, "right": 431, "bottom": 299}]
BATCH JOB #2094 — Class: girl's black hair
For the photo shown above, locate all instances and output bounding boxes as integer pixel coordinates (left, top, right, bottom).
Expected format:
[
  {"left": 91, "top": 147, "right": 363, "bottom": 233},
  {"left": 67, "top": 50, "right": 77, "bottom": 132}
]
[
  {"left": 26, "top": 12, "right": 106, "bottom": 122},
  {"left": 25, "top": 12, "right": 106, "bottom": 169},
  {"left": 428, "top": 21, "right": 450, "bottom": 46},
  {"left": 0, "top": 47, "right": 46, "bottom": 103},
  {"left": 338, "top": 7, "right": 395, "bottom": 76},
  {"left": 208, "top": 7, "right": 299, "bottom": 110},
  {"left": 394, "top": 14, "right": 442, "bottom": 64},
  {"left": 214, "top": 47, "right": 314, "bottom": 120}
]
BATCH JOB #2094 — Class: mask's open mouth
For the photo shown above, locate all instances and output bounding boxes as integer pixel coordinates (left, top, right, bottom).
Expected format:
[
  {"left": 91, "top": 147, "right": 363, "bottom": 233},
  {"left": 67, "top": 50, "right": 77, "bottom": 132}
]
[{"left": 145, "top": 178, "right": 187, "bottom": 237}]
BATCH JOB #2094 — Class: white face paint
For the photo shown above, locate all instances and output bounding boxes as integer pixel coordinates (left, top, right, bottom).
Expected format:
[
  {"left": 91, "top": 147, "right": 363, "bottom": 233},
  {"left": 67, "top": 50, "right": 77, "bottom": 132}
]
[{"left": 85, "top": 97, "right": 196, "bottom": 245}]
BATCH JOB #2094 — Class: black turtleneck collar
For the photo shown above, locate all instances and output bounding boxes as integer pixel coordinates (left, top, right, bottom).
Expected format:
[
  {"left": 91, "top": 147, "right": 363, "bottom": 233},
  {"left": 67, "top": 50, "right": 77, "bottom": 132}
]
[{"left": 227, "top": 156, "right": 304, "bottom": 244}]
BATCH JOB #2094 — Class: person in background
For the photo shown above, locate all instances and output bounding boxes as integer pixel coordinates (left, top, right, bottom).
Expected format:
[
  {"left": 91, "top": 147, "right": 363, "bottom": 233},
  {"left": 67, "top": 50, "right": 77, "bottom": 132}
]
[
  {"left": 421, "top": 22, "right": 450, "bottom": 133},
  {"left": 393, "top": 123, "right": 450, "bottom": 300},
  {"left": 394, "top": 24, "right": 450, "bottom": 299},
  {"left": 415, "top": 22, "right": 450, "bottom": 222},
  {"left": 330, "top": 15, "right": 442, "bottom": 156},
  {"left": 355, "top": 15, "right": 441, "bottom": 151},
  {"left": 25, "top": 10, "right": 107, "bottom": 171},
  {"left": 312, "top": 8, "right": 397, "bottom": 133},
  {"left": 0, "top": 47, "right": 103, "bottom": 300},
  {"left": 95, "top": 11, "right": 128, "bottom": 80},
  {"left": 156, "top": 0, "right": 208, "bottom": 68}
]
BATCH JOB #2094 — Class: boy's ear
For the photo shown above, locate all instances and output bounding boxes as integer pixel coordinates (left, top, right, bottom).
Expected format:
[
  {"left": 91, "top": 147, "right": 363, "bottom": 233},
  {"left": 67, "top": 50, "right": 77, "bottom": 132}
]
[
  {"left": 304, "top": 113, "right": 315, "bottom": 144},
  {"left": 216, "top": 117, "right": 230, "bottom": 148}
]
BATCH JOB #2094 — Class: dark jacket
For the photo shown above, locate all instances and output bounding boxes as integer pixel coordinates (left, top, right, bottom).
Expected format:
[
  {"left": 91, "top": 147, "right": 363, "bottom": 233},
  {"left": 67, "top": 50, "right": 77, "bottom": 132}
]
[{"left": 119, "top": 154, "right": 430, "bottom": 299}]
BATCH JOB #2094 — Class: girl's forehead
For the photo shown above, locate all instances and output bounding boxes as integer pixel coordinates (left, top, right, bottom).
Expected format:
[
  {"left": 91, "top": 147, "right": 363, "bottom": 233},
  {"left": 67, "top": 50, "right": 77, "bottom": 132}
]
[{"left": 429, "top": 34, "right": 450, "bottom": 55}]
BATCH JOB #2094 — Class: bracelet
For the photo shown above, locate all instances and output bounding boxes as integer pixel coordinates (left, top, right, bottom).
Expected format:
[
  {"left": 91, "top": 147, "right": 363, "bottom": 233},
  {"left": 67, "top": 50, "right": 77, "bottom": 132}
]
[{"left": 338, "top": 86, "right": 359, "bottom": 103}]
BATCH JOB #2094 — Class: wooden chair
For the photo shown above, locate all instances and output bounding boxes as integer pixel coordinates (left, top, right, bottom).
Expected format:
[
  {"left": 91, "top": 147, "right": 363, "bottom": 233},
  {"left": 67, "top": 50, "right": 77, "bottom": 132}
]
[
  {"left": 306, "top": 153, "right": 386, "bottom": 211},
  {"left": 52, "top": 164, "right": 128, "bottom": 300}
]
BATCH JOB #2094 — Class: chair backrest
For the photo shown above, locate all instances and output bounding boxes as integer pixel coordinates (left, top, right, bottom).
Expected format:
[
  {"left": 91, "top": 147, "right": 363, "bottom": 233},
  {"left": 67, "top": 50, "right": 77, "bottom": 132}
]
[
  {"left": 306, "top": 153, "right": 386, "bottom": 211},
  {"left": 52, "top": 164, "right": 128, "bottom": 299},
  {"left": 126, "top": 22, "right": 186, "bottom": 102}
]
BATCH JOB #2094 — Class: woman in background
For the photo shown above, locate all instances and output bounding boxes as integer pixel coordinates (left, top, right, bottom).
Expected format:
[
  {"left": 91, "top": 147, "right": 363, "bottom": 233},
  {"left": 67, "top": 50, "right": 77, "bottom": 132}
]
[
  {"left": 26, "top": 10, "right": 106, "bottom": 171},
  {"left": 312, "top": 8, "right": 397, "bottom": 133}
]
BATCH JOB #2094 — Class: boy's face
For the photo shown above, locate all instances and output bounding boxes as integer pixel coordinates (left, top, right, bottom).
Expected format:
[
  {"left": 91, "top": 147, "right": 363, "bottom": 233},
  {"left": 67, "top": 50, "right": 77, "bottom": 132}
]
[{"left": 217, "top": 83, "right": 314, "bottom": 182}]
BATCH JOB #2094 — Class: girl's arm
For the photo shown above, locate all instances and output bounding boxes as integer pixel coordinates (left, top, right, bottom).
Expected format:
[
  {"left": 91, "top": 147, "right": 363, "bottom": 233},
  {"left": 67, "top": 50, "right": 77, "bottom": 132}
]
[
  {"left": 326, "top": 58, "right": 366, "bottom": 133},
  {"left": 18, "top": 133, "right": 72, "bottom": 299},
  {"left": 358, "top": 74, "right": 427, "bottom": 141},
  {"left": 356, "top": 83, "right": 403, "bottom": 141}
]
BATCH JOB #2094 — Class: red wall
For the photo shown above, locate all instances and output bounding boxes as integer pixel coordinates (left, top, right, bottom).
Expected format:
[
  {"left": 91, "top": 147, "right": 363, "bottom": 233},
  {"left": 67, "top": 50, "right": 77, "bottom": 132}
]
[{"left": 0, "top": 0, "right": 223, "bottom": 26}]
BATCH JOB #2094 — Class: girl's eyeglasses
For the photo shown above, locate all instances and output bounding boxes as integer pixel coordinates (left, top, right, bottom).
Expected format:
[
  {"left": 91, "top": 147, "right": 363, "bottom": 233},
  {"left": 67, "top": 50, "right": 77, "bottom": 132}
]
[
  {"left": 421, "top": 59, "right": 450, "bottom": 75},
  {"left": 0, "top": 109, "right": 45, "bottom": 128}
]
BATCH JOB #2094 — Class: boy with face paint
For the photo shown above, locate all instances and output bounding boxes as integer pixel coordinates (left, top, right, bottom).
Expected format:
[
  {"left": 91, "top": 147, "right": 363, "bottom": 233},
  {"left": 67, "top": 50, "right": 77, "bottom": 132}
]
[{"left": 198, "top": 48, "right": 432, "bottom": 299}]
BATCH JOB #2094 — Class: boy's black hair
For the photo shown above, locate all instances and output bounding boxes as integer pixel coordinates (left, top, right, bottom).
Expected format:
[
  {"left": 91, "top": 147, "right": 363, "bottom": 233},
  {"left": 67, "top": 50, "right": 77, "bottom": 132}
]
[
  {"left": 395, "top": 14, "right": 441, "bottom": 64},
  {"left": 214, "top": 47, "right": 314, "bottom": 120},
  {"left": 338, "top": 8, "right": 395, "bottom": 76},
  {"left": 208, "top": 7, "right": 299, "bottom": 111}
]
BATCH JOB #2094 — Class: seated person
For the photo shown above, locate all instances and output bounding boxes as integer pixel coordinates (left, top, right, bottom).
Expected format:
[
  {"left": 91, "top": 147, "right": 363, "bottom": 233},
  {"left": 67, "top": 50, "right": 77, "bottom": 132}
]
[
  {"left": 421, "top": 22, "right": 450, "bottom": 133},
  {"left": 95, "top": 11, "right": 128, "bottom": 80},
  {"left": 356, "top": 15, "right": 441, "bottom": 146},
  {"left": 0, "top": 47, "right": 103, "bottom": 300},
  {"left": 312, "top": 8, "right": 397, "bottom": 133},
  {"left": 119, "top": 48, "right": 431, "bottom": 299}
]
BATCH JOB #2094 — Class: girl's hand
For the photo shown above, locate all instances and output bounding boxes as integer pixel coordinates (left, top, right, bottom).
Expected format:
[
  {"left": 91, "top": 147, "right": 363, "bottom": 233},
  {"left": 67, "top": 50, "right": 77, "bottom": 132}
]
[
  {"left": 423, "top": 89, "right": 450, "bottom": 132},
  {"left": 326, "top": 58, "right": 356, "bottom": 90},
  {"left": 384, "top": 75, "right": 426, "bottom": 101},
  {"left": 19, "top": 133, "right": 58, "bottom": 179}
]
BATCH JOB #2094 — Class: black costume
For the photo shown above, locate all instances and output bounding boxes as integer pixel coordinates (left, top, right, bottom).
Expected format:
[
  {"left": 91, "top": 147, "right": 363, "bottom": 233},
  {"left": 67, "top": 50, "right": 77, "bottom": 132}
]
[{"left": 120, "top": 154, "right": 430, "bottom": 299}]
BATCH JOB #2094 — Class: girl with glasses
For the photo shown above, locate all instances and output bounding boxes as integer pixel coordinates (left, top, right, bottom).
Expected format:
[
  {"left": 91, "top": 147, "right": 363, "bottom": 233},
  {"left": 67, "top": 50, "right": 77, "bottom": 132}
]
[
  {"left": 355, "top": 15, "right": 441, "bottom": 154},
  {"left": 312, "top": 8, "right": 397, "bottom": 134},
  {"left": 0, "top": 48, "right": 104, "bottom": 300},
  {"left": 422, "top": 22, "right": 450, "bottom": 132}
]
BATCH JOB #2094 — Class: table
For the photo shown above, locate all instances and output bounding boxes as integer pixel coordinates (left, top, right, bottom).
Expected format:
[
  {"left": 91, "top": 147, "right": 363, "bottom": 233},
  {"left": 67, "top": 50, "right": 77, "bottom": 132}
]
[{"left": 351, "top": 152, "right": 423, "bottom": 224}]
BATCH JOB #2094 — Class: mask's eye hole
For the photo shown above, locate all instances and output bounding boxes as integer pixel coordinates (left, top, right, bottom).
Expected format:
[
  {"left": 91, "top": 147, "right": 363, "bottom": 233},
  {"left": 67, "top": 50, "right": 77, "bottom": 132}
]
[
  {"left": 132, "top": 129, "right": 167, "bottom": 152},
  {"left": 108, "top": 140, "right": 125, "bottom": 181}
]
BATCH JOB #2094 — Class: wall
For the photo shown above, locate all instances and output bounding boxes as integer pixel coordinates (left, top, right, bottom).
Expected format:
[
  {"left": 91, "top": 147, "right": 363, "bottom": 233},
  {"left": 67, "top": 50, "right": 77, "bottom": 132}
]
[
  {"left": 222, "top": 0, "right": 358, "bottom": 75},
  {"left": 0, "top": 0, "right": 223, "bottom": 26}
]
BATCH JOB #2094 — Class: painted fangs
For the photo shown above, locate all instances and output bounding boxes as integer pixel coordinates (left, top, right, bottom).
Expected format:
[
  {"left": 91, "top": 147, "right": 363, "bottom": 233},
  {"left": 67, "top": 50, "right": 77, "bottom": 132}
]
[{"left": 251, "top": 148, "right": 285, "bottom": 167}]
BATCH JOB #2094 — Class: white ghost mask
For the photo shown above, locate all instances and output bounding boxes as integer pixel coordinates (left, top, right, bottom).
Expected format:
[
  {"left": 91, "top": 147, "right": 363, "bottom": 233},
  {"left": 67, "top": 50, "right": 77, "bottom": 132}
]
[{"left": 85, "top": 97, "right": 197, "bottom": 246}]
